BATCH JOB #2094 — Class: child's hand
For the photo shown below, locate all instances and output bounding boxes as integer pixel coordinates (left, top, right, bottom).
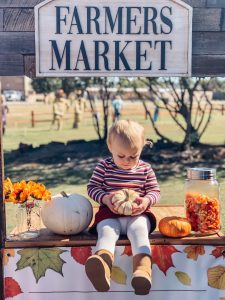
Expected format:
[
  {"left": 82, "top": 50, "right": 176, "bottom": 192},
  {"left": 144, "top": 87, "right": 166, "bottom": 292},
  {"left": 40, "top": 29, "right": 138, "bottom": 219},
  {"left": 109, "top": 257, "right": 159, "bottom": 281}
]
[
  {"left": 102, "top": 193, "right": 119, "bottom": 214},
  {"left": 132, "top": 197, "right": 150, "bottom": 216}
]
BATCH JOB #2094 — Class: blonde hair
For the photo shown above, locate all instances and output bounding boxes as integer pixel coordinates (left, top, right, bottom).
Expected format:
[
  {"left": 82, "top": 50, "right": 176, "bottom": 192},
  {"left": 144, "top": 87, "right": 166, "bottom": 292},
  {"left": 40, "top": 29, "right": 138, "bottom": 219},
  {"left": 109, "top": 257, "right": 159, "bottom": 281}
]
[{"left": 107, "top": 120, "right": 145, "bottom": 151}]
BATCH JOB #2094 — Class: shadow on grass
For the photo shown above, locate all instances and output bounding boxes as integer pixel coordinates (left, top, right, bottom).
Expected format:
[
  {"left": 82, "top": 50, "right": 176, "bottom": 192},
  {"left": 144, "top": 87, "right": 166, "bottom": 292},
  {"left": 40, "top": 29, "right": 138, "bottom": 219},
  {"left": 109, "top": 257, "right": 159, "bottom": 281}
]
[{"left": 4, "top": 139, "right": 225, "bottom": 188}]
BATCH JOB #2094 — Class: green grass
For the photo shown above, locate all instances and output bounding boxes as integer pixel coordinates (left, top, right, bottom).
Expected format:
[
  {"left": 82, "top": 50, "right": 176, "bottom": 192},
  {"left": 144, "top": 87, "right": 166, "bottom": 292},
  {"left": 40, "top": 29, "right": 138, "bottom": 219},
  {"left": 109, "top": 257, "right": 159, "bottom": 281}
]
[{"left": 3, "top": 101, "right": 225, "bottom": 235}]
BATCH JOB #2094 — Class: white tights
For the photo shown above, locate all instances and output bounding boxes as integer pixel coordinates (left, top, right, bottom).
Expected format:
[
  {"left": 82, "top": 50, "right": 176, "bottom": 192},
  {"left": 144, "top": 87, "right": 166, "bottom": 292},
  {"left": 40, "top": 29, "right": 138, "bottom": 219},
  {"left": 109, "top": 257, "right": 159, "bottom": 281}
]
[{"left": 96, "top": 215, "right": 151, "bottom": 256}]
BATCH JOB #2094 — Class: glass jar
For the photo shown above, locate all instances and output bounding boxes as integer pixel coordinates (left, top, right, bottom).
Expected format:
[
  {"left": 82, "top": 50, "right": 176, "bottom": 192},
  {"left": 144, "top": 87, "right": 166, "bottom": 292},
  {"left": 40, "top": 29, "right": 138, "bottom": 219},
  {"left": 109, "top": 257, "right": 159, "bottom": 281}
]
[
  {"left": 15, "top": 200, "right": 41, "bottom": 240},
  {"left": 184, "top": 168, "right": 221, "bottom": 235}
]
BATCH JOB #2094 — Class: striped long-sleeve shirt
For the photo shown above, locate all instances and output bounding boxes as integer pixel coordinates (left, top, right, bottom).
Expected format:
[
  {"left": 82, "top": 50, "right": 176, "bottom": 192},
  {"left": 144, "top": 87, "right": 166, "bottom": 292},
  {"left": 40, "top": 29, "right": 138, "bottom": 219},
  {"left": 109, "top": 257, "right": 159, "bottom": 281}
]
[{"left": 87, "top": 157, "right": 160, "bottom": 206}]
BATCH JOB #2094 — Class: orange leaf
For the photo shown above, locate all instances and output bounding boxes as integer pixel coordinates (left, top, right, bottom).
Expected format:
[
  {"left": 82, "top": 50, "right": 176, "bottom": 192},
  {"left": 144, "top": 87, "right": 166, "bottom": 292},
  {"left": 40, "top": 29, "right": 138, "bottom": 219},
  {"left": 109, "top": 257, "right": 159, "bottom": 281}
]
[
  {"left": 151, "top": 245, "right": 180, "bottom": 275},
  {"left": 121, "top": 245, "right": 132, "bottom": 256},
  {"left": 71, "top": 247, "right": 92, "bottom": 265},
  {"left": 184, "top": 246, "right": 205, "bottom": 261},
  {"left": 4, "top": 277, "right": 22, "bottom": 298},
  {"left": 211, "top": 247, "right": 225, "bottom": 259}
]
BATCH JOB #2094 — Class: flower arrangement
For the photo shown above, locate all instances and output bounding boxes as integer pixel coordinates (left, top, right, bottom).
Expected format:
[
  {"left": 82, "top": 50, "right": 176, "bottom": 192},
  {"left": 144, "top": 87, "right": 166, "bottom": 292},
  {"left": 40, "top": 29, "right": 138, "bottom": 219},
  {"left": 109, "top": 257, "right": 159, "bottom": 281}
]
[
  {"left": 4, "top": 178, "right": 52, "bottom": 239},
  {"left": 4, "top": 178, "right": 51, "bottom": 204}
]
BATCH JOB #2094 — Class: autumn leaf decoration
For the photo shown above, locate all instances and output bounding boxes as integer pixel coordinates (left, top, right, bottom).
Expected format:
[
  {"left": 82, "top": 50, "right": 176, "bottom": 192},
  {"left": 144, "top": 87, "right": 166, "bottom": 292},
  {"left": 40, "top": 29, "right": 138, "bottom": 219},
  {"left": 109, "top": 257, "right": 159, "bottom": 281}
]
[
  {"left": 16, "top": 248, "right": 67, "bottom": 283},
  {"left": 4, "top": 277, "right": 22, "bottom": 299},
  {"left": 175, "top": 271, "right": 191, "bottom": 286},
  {"left": 211, "top": 246, "right": 225, "bottom": 259},
  {"left": 151, "top": 245, "right": 180, "bottom": 275},
  {"left": 208, "top": 265, "right": 225, "bottom": 290},
  {"left": 3, "top": 249, "right": 15, "bottom": 266},
  {"left": 71, "top": 247, "right": 92, "bottom": 265},
  {"left": 183, "top": 246, "right": 205, "bottom": 261},
  {"left": 121, "top": 245, "right": 132, "bottom": 256},
  {"left": 111, "top": 266, "right": 127, "bottom": 285}
]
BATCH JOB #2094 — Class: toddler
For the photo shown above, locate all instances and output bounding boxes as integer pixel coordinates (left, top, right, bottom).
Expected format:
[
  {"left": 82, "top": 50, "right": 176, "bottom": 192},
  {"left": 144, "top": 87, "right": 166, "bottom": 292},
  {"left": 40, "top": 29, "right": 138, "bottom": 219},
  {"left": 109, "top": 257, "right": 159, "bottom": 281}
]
[{"left": 85, "top": 120, "right": 160, "bottom": 295}]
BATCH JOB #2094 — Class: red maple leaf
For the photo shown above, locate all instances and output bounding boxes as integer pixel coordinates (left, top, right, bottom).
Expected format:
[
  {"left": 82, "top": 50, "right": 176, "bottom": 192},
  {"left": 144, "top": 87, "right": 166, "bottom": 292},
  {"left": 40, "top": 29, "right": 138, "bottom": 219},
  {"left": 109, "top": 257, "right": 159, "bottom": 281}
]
[
  {"left": 121, "top": 245, "right": 132, "bottom": 256},
  {"left": 4, "top": 277, "right": 22, "bottom": 299},
  {"left": 151, "top": 245, "right": 180, "bottom": 275},
  {"left": 71, "top": 247, "right": 92, "bottom": 265},
  {"left": 211, "top": 246, "right": 225, "bottom": 259}
]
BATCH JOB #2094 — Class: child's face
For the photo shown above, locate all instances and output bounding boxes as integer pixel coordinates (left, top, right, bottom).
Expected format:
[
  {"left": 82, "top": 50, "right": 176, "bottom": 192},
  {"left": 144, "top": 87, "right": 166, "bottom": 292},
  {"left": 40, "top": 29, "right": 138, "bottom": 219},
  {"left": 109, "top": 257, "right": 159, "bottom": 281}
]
[{"left": 109, "top": 139, "right": 142, "bottom": 170}]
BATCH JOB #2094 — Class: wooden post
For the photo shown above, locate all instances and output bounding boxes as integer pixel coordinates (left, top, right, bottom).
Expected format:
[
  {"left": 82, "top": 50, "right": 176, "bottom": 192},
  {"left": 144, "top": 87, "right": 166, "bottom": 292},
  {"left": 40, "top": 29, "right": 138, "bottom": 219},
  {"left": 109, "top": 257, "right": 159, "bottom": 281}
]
[
  {"left": 31, "top": 110, "right": 35, "bottom": 128},
  {"left": 222, "top": 104, "right": 224, "bottom": 116},
  {"left": 0, "top": 101, "right": 6, "bottom": 300}
]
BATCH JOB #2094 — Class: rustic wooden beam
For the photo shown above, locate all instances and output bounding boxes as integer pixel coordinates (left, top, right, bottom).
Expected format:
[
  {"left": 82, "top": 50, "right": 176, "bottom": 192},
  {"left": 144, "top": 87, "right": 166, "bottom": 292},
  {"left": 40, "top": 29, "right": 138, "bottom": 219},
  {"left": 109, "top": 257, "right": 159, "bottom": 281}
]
[
  {"left": 24, "top": 55, "right": 36, "bottom": 78},
  {"left": 4, "top": 8, "right": 34, "bottom": 31},
  {"left": 0, "top": 0, "right": 44, "bottom": 8},
  {"left": 193, "top": 32, "right": 225, "bottom": 54},
  {"left": 193, "top": 8, "right": 221, "bottom": 31},
  {"left": 0, "top": 32, "right": 34, "bottom": 54},
  {"left": 0, "top": 103, "right": 6, "bottom": 300},
  {"left": 0, "top": 9, "right": 3, "bottom": 31},
  {"left": 183, "top": 0, "right": 206, "bottom": 7},
  {"left": 0, "top": 54, "right": 24, "bottom": 75},
  {"left": 206, "top": 0, "right": 225, "bottom": 8},
  {"left": 192, "top": 54, "right": 225, "bottom": 76}
]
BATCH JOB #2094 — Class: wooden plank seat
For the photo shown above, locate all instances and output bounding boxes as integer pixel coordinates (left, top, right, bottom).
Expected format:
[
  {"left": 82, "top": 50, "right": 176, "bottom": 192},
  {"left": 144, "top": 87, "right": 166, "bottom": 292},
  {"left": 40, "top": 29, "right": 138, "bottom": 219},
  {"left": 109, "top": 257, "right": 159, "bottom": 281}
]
[{"left": 5, "top": 205, "right": 225, "bottom": 248}]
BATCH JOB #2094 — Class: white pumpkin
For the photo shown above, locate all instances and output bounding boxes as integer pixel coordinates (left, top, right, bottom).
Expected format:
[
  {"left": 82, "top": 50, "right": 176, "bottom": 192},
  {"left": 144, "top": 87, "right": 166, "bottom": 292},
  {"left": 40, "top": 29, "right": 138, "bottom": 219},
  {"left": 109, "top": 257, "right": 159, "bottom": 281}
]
[
  {"left": 41, "top": 193, "right": 93, "bottom": 235},
  {"left": 111, "top": 189, "right": 138, "bottom": 215}
]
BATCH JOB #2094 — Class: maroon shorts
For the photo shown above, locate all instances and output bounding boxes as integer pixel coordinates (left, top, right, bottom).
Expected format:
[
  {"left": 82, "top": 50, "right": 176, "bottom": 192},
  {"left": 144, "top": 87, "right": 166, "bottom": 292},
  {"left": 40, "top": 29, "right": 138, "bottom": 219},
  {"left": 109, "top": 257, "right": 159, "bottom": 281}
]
[{"left": 89, "top": 206, "right": 156, "bottom": 234}]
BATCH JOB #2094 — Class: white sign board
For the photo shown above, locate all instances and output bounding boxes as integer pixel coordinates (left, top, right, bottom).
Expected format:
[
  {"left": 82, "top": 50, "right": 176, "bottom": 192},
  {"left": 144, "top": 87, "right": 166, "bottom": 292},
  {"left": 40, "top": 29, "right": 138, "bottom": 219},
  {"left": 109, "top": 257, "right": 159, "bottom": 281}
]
[{"left": 35, "top": 0, "right": 192, "bottom": 77}]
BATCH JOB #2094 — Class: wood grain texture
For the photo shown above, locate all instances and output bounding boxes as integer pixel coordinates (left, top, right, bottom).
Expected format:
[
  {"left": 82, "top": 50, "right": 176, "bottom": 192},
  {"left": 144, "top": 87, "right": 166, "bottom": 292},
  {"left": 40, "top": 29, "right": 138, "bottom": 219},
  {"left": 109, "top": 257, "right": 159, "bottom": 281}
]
[
  {"left": 4, "top": 229, "right": 225, "bottom": 248},
  {"left": 0, "top": 9, "right": 3, "bottom": 31},
  {"left": 192, "top": 54, "right": 225, "bottom": 76},
  {"left": 0, "top": 89, "right": 6, "bottom": 300},
  {"left": 206, "top": 0, "right": 225, "bottom": 8},
  {"left": 183, "top": 0, "right": 206, "bottom": 7},
  {"left": 0, "top": 32, "right": 34, "bottom": 54},
  {"left": 193, "top": 32, "right": 225, "bottom": 55},
  {"left": 4, "top": 8, "right": 34, "bottom": 31},
  {"left": 24, "top": 55, "right": 36, "bottom": 78},
  {"left": 0, "top": 0, "right": 44, "bottom": 8},
  {"left": 193, "top": 8, "right": 221, "bottom": 31},
  {"left": 0, "top": 54, "right": 24, "bottom": 75},
  {"left": 4, "top": 205, "right": 225, "bottom": 248},
  {"left": 221, "top": 9, "right": 225, "bottom": 31}
]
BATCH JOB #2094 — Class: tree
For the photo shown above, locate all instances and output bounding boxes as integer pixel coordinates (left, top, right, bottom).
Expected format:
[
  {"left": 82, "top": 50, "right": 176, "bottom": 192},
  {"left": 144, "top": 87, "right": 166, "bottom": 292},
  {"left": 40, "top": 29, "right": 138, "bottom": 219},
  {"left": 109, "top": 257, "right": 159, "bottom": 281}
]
[
  {"left": 31, "top": 78, "right": 61, "bottom": 102},
  {"left": 120, "top": 77, "right": 213, "bottom": 149},
  {"left": 86, "top": 77, "right": 116, "bottom": 140}
]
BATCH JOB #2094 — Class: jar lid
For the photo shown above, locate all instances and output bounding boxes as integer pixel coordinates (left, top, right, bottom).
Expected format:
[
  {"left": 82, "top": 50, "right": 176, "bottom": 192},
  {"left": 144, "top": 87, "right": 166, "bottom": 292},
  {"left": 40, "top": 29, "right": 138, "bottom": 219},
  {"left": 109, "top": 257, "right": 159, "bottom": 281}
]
[{"left": 186, "top": 168, "right": 216, "bottom": 180}]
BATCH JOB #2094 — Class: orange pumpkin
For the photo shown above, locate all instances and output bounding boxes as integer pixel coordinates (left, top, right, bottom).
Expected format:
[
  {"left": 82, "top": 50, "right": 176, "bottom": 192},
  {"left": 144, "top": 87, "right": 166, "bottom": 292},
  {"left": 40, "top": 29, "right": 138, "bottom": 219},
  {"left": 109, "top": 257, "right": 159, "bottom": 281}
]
[
  {"left": 111, "top": 189, "right": 137, "bottom": 215},
  {"left": 158, "top": 216, "right": 192, "bottom": 237}
]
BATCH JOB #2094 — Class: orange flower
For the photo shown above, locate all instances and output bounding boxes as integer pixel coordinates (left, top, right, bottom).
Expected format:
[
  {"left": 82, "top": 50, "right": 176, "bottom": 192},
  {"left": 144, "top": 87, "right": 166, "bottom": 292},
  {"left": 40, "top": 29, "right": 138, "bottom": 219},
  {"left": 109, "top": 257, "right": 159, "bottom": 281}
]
[{"left": 3, "top": 178, "right": 51, "bottom": 204}]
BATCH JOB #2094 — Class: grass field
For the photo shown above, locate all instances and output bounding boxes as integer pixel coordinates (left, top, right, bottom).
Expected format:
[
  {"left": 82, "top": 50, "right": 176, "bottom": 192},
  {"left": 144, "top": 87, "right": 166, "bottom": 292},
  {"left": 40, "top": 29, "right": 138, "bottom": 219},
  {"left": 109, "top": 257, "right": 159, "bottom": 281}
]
[{"left": 3, "top": 100, "right": 225, "bottom": 235}]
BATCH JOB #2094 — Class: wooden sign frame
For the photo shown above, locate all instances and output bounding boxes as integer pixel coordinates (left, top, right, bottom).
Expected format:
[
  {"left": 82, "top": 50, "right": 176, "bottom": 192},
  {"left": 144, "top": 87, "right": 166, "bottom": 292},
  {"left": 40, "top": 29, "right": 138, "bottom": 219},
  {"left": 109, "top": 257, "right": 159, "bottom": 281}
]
[{"left": 35, "top": 0, "right": 192, "bottom": 77}]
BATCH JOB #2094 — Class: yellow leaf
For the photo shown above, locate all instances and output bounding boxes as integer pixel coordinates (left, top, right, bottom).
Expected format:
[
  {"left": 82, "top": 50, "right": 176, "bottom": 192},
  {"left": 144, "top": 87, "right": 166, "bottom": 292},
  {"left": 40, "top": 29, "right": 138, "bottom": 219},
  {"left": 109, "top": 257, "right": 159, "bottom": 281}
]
[
  {"left": 175, "top": 271, "right": 191, "bottom": 286},
  {"left": 208, "top": 266, "right": 225, "bottom": 290},
  {"left": 3, "top": 249, "right": 15, "bottom": 266},
  {"left": 111, "top": 265, "right": 127, "bottom": 285}
]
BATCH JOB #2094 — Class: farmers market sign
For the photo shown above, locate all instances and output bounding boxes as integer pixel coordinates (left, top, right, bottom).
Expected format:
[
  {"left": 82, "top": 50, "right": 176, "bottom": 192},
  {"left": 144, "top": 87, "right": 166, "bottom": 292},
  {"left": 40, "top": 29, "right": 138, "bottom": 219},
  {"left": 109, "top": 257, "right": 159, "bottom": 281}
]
[{"left": 35, "top": 0, "right": 192, "bottom": 77}]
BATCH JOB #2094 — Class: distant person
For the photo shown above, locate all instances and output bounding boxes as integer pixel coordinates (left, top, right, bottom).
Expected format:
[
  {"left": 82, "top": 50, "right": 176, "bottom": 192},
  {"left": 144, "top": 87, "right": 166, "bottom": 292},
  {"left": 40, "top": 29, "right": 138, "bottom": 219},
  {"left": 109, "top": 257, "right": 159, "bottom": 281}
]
[
  {"left": 73, "top": 90, "right": 87, "bottom": 128},
  {"left": 1, "top": 94, "right": 9, "bottom": 135},
  {"left": 112, "top": 95, "right": 123, "bottom": 122},
  {"left": 153, "top": 106, "right": 160, "bottom": 123},
  {"left": 51, "top": 89, "right": 70, "bottom": 130}
]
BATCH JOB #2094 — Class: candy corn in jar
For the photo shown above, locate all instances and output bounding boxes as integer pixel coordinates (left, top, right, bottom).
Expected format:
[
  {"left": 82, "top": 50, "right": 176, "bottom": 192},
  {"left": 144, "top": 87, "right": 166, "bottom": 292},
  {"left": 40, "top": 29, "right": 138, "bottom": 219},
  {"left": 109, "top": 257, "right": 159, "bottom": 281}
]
[{"left": 185, "top": 168, "right": 221, "bottom": 235}]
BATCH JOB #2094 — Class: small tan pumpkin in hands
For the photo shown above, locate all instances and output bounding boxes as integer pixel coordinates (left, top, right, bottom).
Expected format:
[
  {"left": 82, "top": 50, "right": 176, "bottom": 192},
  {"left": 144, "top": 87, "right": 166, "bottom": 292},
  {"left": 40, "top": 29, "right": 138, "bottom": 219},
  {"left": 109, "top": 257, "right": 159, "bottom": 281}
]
[
  {"left": 159, "top": 216, "right": 192, "bottom": 237},
  {"left": 111, "top": 189, "right": 138, "bottom": 215}
]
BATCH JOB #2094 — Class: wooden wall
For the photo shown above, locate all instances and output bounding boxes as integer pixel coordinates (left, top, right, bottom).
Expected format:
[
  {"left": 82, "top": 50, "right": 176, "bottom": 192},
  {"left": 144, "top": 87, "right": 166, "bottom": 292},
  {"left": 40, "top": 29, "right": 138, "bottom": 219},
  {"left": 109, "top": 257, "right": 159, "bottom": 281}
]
[{"left": 0, "top": 0, "right": 225, "bottom": 77}]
